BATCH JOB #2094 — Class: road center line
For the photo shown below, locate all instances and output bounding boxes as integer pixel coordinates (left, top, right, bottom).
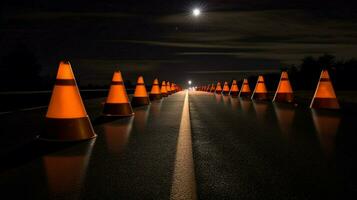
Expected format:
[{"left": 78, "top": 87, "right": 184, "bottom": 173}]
[{"left": 170, "top": 91, "right": 197, "bottom": 200}]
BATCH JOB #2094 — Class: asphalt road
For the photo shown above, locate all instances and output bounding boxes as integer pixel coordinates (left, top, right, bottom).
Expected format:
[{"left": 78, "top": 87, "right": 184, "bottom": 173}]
[{"left": 0, "top": 91, "right": 356, "bottom": 199}]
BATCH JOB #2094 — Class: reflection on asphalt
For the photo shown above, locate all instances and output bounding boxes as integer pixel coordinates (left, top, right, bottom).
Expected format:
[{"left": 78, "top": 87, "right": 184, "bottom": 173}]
[
  {"left": 43, "top": 139, "right": 95, "bottom": 200},
  {"left": 189, "top": 91, "right": 353, "bottom": 199},
  {"left": 312, "top": 110, "right": 341, "bottom": 160},
  {"left": 103, "top": 117, "right": 134, "bottom": 155}
]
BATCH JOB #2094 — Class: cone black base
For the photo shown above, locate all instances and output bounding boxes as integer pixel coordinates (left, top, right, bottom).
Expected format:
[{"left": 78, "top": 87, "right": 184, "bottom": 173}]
[
  {"left": 131, "top": 97, "right": 150, "bottom": 107},
  {"left": 162, "top": 93, "right": 168, "bottom": 97},
  {"left": 274, "top": 93, "right": 294, "bottom": 103},
  {"left": 215, "top": 90, "right": 222, "bottom": 94},
  {"left": 252, "top": 93, "right": 269, "bottom": 101},
  {"left": 311, "top": 98, "right": 339, "bottom": 109},
  {"left": 222, "top": 91, "right": 230, "bottom": 96},
  {"left": 230, "top": 91, "right": 239, "bottom": 97},
  {"left": 149, "top": 93, "right": 162, "bottom": 101},
  {"left": 103, "top": 103, "right": 134, "bottom": 116},
  {"left": 40, "top": 117, "right": 97, "bottom": 142},
  {"left": 239, "top": 92, "right": 251, "bottom": 98}
]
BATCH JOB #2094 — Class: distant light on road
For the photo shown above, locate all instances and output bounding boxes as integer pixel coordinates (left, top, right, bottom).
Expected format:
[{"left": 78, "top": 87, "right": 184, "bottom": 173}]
[
  {"left": 188, "top": 80, "right": 192, "bottom": 85},
  {"left": 192, "top": 8, "right": 201, "bottom": 17}
]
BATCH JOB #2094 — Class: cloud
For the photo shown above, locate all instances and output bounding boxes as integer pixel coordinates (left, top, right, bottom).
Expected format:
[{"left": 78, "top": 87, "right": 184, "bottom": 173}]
[
  {"left": 4, "top": 12, "right": 133, "bottom": 21},
  {"left": 186, "top": 69, "right": 280, "bottom": 74}
]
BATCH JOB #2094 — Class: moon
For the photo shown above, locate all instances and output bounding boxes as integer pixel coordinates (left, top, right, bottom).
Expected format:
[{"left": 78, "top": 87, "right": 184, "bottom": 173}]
[{"left": 192, "top": 8, "right": 201, "bottom": 17}]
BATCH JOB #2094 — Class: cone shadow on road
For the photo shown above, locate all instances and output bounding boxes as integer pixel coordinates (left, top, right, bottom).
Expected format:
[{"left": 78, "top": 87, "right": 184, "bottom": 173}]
[
  {"left": 0, "top": 139, "right": 86, "bottom": 173},
  {"left": 103, "top": 117, "right": 134, "bottom": 155},
  {"left": 253, "top": 101, "right": 269, "bottom": 122},
  {"left": 311, "top": 110, "right": 341, "bottom": 160},
  {"left": 230, "top": 97, "right": 240, "bottom": 110},
  {"left": 274, "top": 104, "right": 296, "bottom": 138},
  {"left": 214, "top": 93, "right": 222, "bottom": 103},
  {"left": 133, "top": 105, "right": 151, "bottom": 133},
  {"left": 42, "top": 139, "right": 95, "bottom": 199},
  {"left": 239, "top": 98, "right": 252, "bottom": 113},
  {"left": 222, "top": 95, "right": 230, "bottom": 105}
]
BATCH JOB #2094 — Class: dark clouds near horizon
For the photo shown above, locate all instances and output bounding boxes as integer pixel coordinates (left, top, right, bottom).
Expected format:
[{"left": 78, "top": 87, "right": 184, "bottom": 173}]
[{"left": 1, "top": 0, "right": 357, "bottom": 86}]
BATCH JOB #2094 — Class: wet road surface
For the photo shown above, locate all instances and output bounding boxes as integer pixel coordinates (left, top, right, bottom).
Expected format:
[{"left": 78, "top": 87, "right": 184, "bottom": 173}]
[{"left": 0, "top": 91, "right": 356, "bottom": 199}]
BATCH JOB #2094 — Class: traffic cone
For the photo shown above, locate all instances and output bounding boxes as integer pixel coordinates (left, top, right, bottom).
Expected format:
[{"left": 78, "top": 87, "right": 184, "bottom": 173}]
[
  {"left": 161, "top": 81, "right": 168, "bottom": 97},
  {"left": 103, "top": 71, "right": 134, "bottom": 117},
  {"left": 252, "top": 75, "right": 269, "bottom": 101},
  {"left": 206, "top": 84, "right": 211, "bottom": 92},
  {"left": 171, "top": 82, "right": 176, "bottom": 93},
  {"left": 273, "top": 71, "right": 294, "bottom": 103},
  {"left": 131, "top": 76, "right": 151, "bottom": 107},
  {"left": 310, "top": 70, "right": 339, "bottom": 109},
  {"left": 210, "top": 84, "right": 216, "bottom": 93},
  {"left": 166, "top": 81, "right": 172, "bottom": 95},
  {"left": 222, "top": 81, "right": 230, "bottom": 96},
  {"left": 149, "top": 78, "right": 162, "bottom": 101},
  {"left": 176, "top": 85, "right": 181, "bottom": 92},
  {"left": 229, "top": 80, "right": 239, "bottom": 97},
  {"left": 239, "top": 79, "right": 251, "bottom": 98},
  {"left": 40, "top": 61, "right": 96, "bottom": 141},
  {"left": 215, "top": 82, "right": 222, "bottom": 94}
]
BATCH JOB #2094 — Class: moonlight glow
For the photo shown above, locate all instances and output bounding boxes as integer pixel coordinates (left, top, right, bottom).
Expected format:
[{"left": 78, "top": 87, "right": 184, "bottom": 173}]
[{"left": 192, "top": 8, "right": 201, "bottom": 17}]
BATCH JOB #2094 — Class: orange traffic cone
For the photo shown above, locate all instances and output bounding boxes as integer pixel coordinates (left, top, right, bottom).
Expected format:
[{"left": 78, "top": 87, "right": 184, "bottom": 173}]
[
  {"left": 222, "top": 81, "right": 230, "bottom": 96},
  {"left": 103, "top": 71, "right": 134, "bottom": 117},
  {"left": 206, "top": 84, "right": 211, "bottom": 92},
  {"left": 310, "top": 70, "right": 339, "bottom": 109},
  {"left": 161, "top": 81, "right": 168, "bottom": 97},
  {"left": 239, "top": 79, "right": 251, "bottom": 98},
  {"left": 273, "top": 71, "right": 294, "bottom": 103},
  {"left": 149, "top": 78, "right": 162, "bottom": 101},
  {"left": 229, "top": 80, "right": 239, "bottom": 97},
  {"left": 166, "top": 81, "right": 172, "bottom": 95},
  {"left": 215, "top": 82, "right": 222, "bottom": 94},
  {"left": 210, "top": 84, "right": 216, "bottom": 93},
  {"left": 40, "top": 61, "right": 96, "bottom": 141},
  {"left": 252, "top": 75, "right": 269, "bottom": 101},
  {"left": 131, "top": 76, "right": 151, "bottom": 107},
  {"left": 171, "top": 82, "right": 176, "bottom": 93}
]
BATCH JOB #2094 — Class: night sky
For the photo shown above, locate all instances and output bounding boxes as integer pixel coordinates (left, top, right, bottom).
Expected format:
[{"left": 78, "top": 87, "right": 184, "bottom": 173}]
[{"left": 1, "top": 0, "right": 357, "bottom": 86}]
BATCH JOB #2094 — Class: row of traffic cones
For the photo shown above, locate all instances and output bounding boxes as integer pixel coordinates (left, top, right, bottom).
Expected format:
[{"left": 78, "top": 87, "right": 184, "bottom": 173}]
[
  {"left": 40, "top": 61, "right": 182, "bottom": 142},
  {"left": 197, "top": 69, "right": 339, "bottom": 109}
]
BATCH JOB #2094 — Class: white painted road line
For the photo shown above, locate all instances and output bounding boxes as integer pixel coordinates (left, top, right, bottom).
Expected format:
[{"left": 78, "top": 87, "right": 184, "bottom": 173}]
[{"left": 170, "top": 91, "right": 197, "bottom": 200}]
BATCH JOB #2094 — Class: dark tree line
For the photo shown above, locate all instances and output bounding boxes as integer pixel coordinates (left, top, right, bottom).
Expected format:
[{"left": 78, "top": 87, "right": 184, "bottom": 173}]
[
  {"left": 245, "top": 54, "right": 357, "bottom": 91},
  {"left": 288, "top": 54, "right": 357, "bottom": 90},
  {"left": 1, "top": 44, "right": 356, "bottom": 92}
]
